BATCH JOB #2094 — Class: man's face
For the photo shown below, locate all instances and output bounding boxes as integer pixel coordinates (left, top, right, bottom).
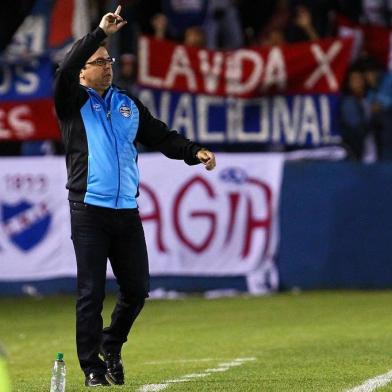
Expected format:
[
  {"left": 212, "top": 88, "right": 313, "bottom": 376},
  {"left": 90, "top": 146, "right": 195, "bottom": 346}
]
[{"left": 79, "top": 47, "right": 113, "bottom": 93}]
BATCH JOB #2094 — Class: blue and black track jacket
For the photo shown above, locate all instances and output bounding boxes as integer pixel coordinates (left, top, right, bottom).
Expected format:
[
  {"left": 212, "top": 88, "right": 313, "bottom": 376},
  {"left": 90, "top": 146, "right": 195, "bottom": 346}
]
[{"left": 54, "top": 27, "right": 202, "bottom": 209}]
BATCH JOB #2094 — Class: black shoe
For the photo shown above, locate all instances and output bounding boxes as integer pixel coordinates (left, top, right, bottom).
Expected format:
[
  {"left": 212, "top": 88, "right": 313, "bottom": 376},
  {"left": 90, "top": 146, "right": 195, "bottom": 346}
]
[
  {"left": 101, "top": 351, "right": 125, "bottom": 385},
  {"left": 85, "top": 372, "right": 110, "bottom": 387}
]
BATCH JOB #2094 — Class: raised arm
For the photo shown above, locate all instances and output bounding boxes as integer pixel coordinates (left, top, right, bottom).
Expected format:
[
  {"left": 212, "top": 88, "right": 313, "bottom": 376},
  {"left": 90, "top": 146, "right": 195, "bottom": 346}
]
[{"left": 53, "top": 6, "right": 127, "bottom": 118}]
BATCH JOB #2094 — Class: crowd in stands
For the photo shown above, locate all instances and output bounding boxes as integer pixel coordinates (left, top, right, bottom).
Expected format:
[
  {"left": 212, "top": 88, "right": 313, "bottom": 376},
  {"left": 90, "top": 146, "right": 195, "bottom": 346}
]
[
  {"left": 339, "top": 56, "right": 392, "bottom": 162},
  {"left": 2, "top": 0, "right": 392, "bottom": 162}
]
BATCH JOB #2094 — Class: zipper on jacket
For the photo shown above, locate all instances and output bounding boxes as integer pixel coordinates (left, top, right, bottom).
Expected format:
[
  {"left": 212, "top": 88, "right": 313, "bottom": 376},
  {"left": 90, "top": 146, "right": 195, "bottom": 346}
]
[
  {"left": 106, "top": 108, "right": 121, "bottom": 207},
  {"left": 89, "top": 88, "right": 121, "bottom": 208}
]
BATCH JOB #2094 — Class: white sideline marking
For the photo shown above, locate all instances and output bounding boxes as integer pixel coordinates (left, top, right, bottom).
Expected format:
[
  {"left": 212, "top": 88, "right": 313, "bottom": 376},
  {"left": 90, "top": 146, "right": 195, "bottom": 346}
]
[
  {"left": 139, "top": 384, "right": 168, "bottom": 391},
  {"left": 138, "top": 357, "right": 256, "bottom": 392},
  {"left": 345, "top": 370, "right": 392, "bottom": 392},
  {"left": 144, "top": 358, "right": 218, "bottom": 365}
]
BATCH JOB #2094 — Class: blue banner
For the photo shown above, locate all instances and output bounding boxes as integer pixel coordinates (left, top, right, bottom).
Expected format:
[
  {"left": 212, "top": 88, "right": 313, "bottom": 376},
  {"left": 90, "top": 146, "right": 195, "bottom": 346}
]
[{"left": 139, "top": 89, "right": 341, "bottom": 147}]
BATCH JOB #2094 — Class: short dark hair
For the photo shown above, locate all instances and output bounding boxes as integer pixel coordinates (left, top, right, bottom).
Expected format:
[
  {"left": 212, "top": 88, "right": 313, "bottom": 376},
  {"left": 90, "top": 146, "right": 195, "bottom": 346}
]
[{"left": 80, "top": 41, "right": 109, "bottom": 69}]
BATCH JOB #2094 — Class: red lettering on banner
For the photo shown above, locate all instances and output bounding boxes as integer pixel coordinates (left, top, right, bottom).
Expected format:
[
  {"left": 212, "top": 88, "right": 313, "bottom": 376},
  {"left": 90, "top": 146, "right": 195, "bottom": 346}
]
[
  {"left": 224, "top": 192, "right": 240, "bottom": 245},
  {"left": 139, "top": 183, "right": 167, "bottom": 253},
  {"left": 139, "top": 172, "right": 275, "bottom": 260},
  {"left": 173, "top": 176, "right": 217, "bottom": 253},
  {"left": 5, "top": 174, "right": 48, "bottom": 192},
  {"left": 242, "top": 178, "right": 272, "bottom": 258}
]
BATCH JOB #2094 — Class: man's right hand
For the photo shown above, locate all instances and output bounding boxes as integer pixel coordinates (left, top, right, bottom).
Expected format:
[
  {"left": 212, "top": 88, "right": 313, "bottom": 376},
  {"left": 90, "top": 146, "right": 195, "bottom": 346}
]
[
  {"left": 99, "top": 6, "right": 127, "bottom": 36},
  {"left": 196, "top": 149, "right": 216, "bottom": 171}
]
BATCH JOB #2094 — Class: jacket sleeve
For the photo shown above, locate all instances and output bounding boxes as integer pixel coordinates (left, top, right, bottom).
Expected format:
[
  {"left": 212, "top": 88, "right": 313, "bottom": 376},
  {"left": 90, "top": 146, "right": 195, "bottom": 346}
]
[
  {"left": 53, "top": 27, "right": 107, "bottom": 119},
  {"left": 134, "top": 97, "right": 203, "bottom": 165}
]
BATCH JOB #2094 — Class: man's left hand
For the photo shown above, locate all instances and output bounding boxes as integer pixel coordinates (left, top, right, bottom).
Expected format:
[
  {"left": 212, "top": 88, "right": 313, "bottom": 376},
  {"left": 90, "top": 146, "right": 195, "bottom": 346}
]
[{"left": 196, "top": 149, "right": 216, "bottom": 171}]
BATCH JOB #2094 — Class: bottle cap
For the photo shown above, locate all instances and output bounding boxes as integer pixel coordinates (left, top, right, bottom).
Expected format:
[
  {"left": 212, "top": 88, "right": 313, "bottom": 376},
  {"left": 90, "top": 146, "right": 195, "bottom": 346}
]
[{"left": 56, "top": 352, "right": 64, "bottom": 361}]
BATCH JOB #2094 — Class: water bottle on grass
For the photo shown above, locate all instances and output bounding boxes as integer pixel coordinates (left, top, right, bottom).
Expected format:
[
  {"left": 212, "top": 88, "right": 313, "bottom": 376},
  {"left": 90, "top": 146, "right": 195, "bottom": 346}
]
[{"left": 50, "top": 352, "right": 66, "bottom": 392}]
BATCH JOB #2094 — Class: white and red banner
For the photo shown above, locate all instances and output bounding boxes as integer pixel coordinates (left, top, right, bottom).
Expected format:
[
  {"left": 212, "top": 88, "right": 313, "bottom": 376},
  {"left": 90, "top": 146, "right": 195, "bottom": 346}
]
[
  {"left": 138, "top": 36, "right": 353, "bottom": 147},
  {"left": 138, "top": 36, "right": 353, "bottom": 96},
  {"left": 0, "top": 154, "right": 283, "bottom": 292},
  {"left": 139, "top": 154, "right": 283, "bottom": 276}
]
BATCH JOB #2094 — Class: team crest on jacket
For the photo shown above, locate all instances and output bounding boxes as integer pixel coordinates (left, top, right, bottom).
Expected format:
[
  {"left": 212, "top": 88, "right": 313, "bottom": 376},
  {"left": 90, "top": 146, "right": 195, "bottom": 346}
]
[{"left": 120, "top": 105, "right": 132, "bottom": 118}]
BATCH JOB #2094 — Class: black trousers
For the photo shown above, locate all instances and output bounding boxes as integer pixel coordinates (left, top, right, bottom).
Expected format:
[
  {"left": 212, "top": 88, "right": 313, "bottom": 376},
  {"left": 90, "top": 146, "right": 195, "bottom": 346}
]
[{"left": 70, "top": 201, "right": 149, "bottom": 376}]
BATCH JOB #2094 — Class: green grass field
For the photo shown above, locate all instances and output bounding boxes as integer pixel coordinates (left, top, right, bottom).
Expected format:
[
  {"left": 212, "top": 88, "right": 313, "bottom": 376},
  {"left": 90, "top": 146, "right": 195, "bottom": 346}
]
[{"left": 1, "top": 291, "right": 392, "bottom": 391}]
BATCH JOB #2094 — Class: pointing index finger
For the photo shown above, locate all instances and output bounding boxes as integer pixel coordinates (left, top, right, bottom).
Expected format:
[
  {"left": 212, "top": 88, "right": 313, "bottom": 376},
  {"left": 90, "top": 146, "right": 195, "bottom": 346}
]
[{"left": 114, "top": 5, "right": 121, "bottom": 15}]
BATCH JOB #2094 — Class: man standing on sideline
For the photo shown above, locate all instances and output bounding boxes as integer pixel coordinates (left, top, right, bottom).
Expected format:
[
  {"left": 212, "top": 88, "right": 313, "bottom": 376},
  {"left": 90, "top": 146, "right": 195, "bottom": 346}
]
[{"left": 54, "top": 6, "right": 216, "bottom": 387}]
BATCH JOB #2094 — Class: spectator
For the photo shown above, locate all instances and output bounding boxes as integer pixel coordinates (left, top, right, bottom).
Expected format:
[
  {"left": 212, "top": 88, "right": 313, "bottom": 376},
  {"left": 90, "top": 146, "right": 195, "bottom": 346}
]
[
  {"left": 372, "top": 70, "right": 392, "bottom": 160},
  {"left": 361, "top": 57, "right": 383, "bottom": 95},
  {"left": 373, "top": 71, "right": 392, "bottom": 110},
  {"left": 151, "top": 12, "right": 170, "bottom": 40},
  {"left": 339, "top": 67, "right": 372, "bottom": 160},
  {"left": 361, "top": 0, "right": 392, "bottom": 27},
  {"left": 203, "top": 0, "right": 243, "bottom": 49},
  {"left": 286, "top": 4, "right": 320, "bottom": 42},
  {"left": 260, "top": 28, "right": 286, "bottom": 47},
  {"left": 258, "top": 0, "right": 289, "bottom": 46},
  {"left": 184, "top": 26, "right": 206, "bottom": 47},
  {"left": 359, "top": 56, "right": 382, "bottom": 155},
  {"left": 295, "top": 5, "right": 320, "bottom": 40},
  {"left": 237, "top": 0, "right": 276, "bottom": 46},
  {"left": 133, "top": 0, "right": 161, "bottom": 35},
  {"left": 114, "top": 53, "right": 138, "bottom": 95},
  {"left": 162, "top": 0, "right": 208, "bottom": 40},
  {"left": 353, "top": 55, "right": 392, "bottom": 161},
  {"left": 289, "top": 0, "right": 335, "bottom": 38}
]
